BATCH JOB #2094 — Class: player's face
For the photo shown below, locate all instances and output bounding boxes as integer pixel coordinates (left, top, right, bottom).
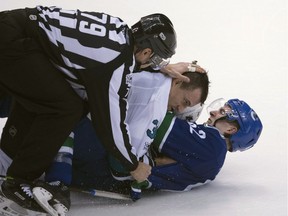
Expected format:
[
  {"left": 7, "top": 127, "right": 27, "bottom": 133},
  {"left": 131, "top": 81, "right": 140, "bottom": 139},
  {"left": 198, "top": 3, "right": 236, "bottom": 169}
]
[
  {"left": 206, "top": 105, "right": 232, "bottom": 126},
  {"left": 168, "top": 81, "right": 202, "bottom": 113},
  {"left": 207, "top": 105, "right": 238, "bottom": 135}
]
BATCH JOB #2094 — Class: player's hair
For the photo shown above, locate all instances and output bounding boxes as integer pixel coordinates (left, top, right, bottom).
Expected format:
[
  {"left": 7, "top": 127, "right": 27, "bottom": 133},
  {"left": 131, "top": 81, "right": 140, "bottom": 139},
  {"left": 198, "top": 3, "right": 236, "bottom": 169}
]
[{"left": 180, "top": 72, "right": 210, "bottom": 104}]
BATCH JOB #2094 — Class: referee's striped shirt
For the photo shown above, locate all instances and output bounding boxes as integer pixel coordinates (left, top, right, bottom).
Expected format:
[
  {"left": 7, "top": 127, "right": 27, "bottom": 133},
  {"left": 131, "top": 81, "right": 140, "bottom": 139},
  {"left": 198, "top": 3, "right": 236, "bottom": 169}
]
[{"left": 28, "top": 6, "right": 138, "bottom": 171}]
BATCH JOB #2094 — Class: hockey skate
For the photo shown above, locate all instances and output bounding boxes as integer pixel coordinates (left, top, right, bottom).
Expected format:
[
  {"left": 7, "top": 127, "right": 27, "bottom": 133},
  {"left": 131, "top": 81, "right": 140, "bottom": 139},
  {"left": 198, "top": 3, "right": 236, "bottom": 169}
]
[
  {"left": 0, "top": 194, "right": 48, "bottom": 216},
  {"left": 0, "top": 177, "right": 47, "bottom": 216},
  {"left": 32, "top": 180, "right": 70, "bottom": 216}
]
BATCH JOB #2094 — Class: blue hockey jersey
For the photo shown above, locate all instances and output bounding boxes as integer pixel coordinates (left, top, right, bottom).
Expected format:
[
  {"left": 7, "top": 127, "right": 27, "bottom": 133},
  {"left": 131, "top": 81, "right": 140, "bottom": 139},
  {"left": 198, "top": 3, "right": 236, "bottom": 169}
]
[
  {"left": 0, "top": 95, "right": 228, "bottom": 192},
  {"left": 148, "top": 113, "right": 227, "bottom": 191},
  {"left": 67, "top": 113, "right": 228, "bottom": 192}
]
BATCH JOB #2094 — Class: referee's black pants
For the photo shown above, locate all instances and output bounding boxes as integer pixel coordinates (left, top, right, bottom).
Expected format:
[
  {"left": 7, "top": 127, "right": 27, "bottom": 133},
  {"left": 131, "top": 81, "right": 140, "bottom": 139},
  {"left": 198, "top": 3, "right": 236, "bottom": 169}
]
[{"left": 0, "top": 9, "right": 85, "bottom": 181}]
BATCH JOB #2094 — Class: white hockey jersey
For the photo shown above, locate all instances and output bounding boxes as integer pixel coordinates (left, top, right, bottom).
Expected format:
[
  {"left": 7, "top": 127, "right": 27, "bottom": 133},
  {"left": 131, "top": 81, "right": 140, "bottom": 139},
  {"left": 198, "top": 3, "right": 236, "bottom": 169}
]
[{"left": 125, "top": 71, "right": 172, "bottom": 163}]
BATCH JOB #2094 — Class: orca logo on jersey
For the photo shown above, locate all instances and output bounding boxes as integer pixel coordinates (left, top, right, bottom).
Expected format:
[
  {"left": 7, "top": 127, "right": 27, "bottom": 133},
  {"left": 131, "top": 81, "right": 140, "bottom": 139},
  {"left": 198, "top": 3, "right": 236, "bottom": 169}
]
[{"left": 146, "top": 119, "right": 159, "bottom": 139}]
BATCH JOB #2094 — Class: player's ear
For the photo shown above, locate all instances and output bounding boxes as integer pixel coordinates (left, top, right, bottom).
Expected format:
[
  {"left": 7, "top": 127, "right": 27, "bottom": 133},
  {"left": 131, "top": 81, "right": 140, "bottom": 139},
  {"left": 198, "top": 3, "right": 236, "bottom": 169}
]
[
  {"left": 141, "top": 48, "right": 152, "bottom": 57},
  {"left": 226, "top": 125, "right": 237, "bottom": 135},
  {"left": 175, "top": 79, "right": 183, "bottom": 86}
]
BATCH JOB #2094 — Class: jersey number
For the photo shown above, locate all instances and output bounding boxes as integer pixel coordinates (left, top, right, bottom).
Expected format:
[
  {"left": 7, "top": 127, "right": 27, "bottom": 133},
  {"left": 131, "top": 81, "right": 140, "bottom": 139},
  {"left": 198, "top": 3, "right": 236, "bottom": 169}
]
[
  {"left": 188, "top": 122, "right": 206, "bottom": 139},
  {"left": 79, "top": 13, "right": 107, "bottom": 36}
]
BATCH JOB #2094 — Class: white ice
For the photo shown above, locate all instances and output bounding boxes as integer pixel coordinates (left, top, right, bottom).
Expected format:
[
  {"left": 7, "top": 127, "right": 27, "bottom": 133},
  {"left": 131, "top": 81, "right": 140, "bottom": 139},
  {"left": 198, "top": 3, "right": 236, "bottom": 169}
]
[{"left": 0, "top": 0, "right": 287, "bottom": 215}]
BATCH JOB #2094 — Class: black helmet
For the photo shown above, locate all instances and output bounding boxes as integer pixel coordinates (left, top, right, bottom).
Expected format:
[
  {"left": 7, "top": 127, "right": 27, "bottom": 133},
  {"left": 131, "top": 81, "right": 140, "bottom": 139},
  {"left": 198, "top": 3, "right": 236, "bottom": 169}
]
[{"left": 132, "top": 13, "right": 177, "bottom": 60}]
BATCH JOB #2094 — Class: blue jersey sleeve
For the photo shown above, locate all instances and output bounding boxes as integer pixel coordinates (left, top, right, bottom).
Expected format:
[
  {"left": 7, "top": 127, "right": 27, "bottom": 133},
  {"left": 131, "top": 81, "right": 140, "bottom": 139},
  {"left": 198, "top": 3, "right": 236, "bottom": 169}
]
[{"left": 148, "top": 163, "right": 213, "bottom": 191}]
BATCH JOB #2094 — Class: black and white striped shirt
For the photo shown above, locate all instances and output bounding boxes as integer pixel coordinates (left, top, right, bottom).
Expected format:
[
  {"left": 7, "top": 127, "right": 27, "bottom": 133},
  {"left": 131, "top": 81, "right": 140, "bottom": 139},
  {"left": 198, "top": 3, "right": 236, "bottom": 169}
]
[{"left": 28, "top": 6, "right": 138, "bottom": 171}]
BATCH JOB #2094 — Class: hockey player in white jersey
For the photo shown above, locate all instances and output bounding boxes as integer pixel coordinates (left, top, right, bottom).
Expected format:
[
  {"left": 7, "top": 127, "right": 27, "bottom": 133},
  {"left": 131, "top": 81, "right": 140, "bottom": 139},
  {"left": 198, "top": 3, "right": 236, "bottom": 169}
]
[
  {"left": 41, "top": 68, "right": 209, "bottom": 212},
  {"left": 0, "top": 65, "right": 208, "bottom": 214},
  {"left": 108, "top": 69, "right": 209, "bottom": 180},
  {"left": 0, "top": 91, "right": 263, "bottom": 207}
]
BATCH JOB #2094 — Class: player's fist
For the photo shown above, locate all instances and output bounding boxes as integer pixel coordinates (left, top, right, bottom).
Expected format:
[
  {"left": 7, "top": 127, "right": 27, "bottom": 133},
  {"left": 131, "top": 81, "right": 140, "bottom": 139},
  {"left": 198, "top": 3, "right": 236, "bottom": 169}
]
[{"left": 130, "top": 162, "right": 151, "bottom": 182}]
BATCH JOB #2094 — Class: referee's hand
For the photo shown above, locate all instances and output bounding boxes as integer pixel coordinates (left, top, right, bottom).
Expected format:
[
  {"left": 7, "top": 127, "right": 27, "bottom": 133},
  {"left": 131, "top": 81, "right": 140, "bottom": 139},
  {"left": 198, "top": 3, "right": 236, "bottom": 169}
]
[{"left": 160, "top": 62, "right": 207, "bottom": 83}]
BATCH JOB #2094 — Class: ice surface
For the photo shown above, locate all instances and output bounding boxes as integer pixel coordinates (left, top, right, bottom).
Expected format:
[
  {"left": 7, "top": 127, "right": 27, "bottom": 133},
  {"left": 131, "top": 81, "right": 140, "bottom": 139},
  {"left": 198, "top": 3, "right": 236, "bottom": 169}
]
[{"left": 0, "top": 0, "right": 287, "bottom": 215}]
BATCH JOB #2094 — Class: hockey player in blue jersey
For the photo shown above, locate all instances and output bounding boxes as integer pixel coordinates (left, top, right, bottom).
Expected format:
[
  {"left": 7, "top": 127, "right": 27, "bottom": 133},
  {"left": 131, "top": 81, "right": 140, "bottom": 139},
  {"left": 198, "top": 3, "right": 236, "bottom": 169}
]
[
  {"left": 0, "top": 96, "right": 263, "bottom": 200},
  {"left": 146, "top": 98, "right": 263, "bottom": 191},
  {"left": 44, "top": 97, "right": 263, "bottom": 196}
]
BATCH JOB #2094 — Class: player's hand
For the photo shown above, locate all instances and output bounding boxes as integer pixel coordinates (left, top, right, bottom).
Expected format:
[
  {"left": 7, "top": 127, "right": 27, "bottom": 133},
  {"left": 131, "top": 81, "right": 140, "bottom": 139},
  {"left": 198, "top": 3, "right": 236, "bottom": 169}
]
[
  {"left": 160, "top": 62, "right": 207, "bottom": 83},
  {"left": 130, "top": 162, "right": 151, "bottom": 182}
]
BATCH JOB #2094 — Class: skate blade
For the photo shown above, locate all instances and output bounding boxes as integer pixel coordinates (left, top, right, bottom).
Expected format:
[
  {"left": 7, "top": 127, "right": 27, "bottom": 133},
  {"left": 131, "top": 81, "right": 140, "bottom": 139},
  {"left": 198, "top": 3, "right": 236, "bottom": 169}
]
[
  {"left": 32, "top": 187, "right": 67, "bottom": 216},
  {"left": 0, "top": 194, "right": 47, "bottom": 216}
]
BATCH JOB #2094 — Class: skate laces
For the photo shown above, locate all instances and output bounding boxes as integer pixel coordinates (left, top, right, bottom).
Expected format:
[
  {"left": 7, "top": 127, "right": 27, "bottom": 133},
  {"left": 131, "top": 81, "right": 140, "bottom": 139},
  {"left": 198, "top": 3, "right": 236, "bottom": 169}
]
[{"left": 20, "top": 184, "right": 34, "bottom": 199}]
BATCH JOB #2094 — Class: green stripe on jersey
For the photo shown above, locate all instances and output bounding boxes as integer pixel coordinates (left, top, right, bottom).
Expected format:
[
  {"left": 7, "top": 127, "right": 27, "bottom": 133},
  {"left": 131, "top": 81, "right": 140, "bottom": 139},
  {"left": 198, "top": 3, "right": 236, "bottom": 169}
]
[
  {"left": 62, "top": 134, "right": 74, "bottom": 148},
  {"left": 153, "top": 112, "right": 175, "bottom": 150}
]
